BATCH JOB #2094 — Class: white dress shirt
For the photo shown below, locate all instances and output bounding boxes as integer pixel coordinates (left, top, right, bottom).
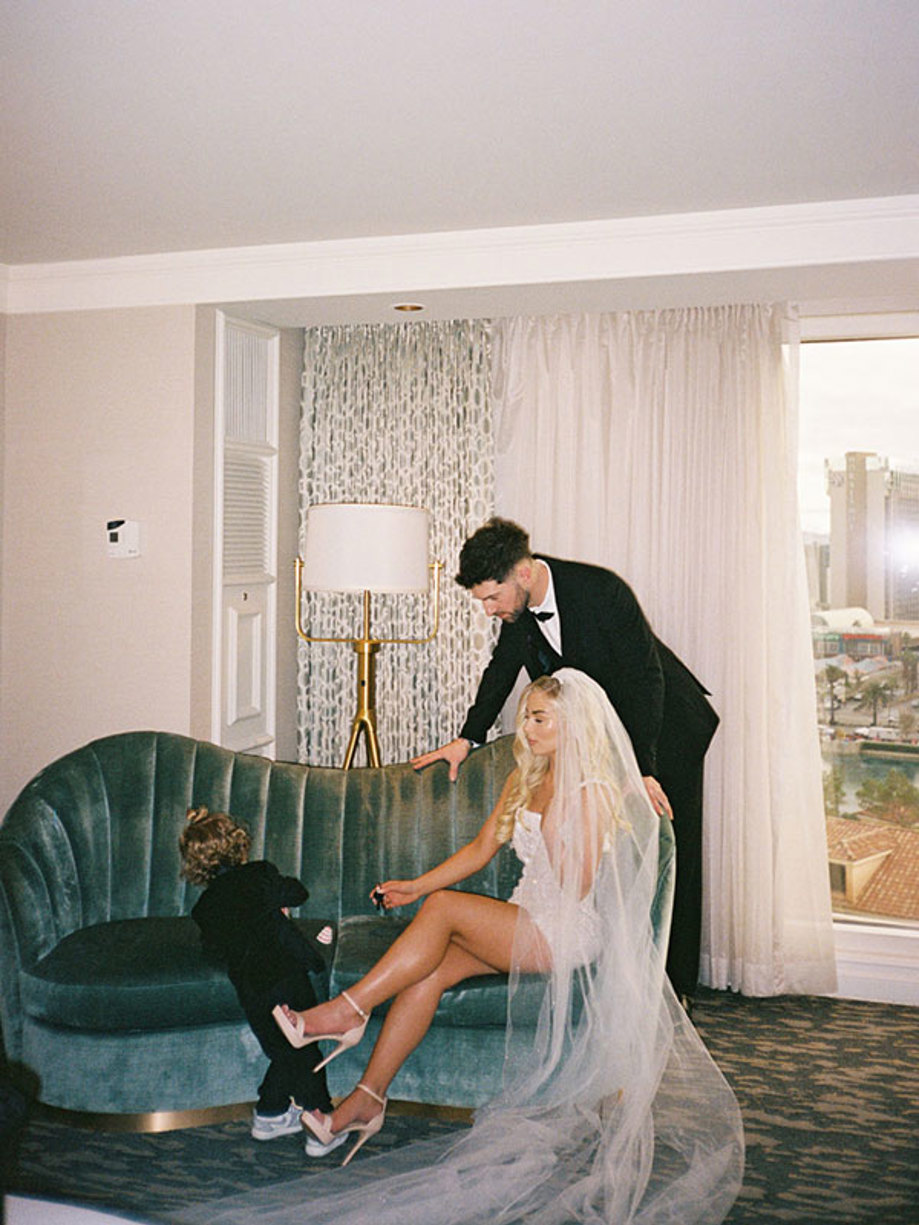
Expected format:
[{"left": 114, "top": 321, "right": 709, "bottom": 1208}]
[{"left": 529, "top": 560, "right": 562, "bottom": 655}]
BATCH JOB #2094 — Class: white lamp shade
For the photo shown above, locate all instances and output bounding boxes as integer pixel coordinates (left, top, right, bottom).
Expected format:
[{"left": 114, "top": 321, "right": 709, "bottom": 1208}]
[{"left": 301, "top": 503, "right": 430, "bottom": 593}]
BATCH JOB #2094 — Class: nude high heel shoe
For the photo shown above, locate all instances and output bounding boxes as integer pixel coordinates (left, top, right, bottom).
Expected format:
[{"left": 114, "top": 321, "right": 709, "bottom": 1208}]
[
  {"left": 271, "top": 989, "right": 370, "bottom": 1070},
  {"left": 300, "top": 1083, "right": 388, "bottom": 1167}
]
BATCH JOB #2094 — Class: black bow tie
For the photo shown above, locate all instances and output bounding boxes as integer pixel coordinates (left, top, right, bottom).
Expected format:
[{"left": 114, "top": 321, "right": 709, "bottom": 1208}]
[{"left": 532, "top": 610, "right": 554, "bottom": 622}]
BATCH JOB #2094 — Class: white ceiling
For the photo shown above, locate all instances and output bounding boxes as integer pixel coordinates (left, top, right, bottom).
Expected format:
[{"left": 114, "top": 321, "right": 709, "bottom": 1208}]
[{"left": 2, "top": 1, "right": 918, "bottom": 323}]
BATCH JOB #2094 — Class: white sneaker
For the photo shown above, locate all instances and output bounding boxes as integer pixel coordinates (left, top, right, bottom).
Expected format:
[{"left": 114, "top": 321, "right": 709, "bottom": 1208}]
[
  {"left": 305, "top": 1130, "right": 349, "bottom": 1158},
  {"left": 251, "top": 1101, "right": 304, "bottom": 1141}
]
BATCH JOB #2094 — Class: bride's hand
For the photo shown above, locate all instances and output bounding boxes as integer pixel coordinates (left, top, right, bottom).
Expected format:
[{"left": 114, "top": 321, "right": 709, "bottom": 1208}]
[{"left": 370, "top": 879, "right": 421, "bottom": 911}]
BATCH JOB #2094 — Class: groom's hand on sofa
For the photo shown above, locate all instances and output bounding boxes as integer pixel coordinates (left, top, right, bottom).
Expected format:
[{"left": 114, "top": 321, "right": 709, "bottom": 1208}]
[{"left": 410, "top": 737, "right": 471, "bottom": 782}]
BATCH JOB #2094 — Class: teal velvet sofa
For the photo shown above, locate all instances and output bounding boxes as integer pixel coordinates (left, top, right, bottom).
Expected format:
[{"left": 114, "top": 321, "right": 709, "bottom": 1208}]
[{"left": 0, "top": 730, "right": 674, "bottom": 1119}]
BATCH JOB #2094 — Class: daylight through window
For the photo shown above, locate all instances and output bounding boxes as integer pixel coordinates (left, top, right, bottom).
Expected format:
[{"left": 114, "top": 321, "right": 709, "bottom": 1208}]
[{"left": 800, "top": 336, "right": 919, "bottom": 928}]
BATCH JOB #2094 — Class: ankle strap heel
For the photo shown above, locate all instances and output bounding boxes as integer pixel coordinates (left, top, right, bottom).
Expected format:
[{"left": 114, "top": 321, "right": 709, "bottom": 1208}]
[
  {"left": 341, "top": 989, "right": 369, "bottom": 1022},
  {"left": 312, "top": 992, "right": 371, "bottom": 1072},
  {"left": 355, "top": 1082, "right": 387, "bottom": 1108}
]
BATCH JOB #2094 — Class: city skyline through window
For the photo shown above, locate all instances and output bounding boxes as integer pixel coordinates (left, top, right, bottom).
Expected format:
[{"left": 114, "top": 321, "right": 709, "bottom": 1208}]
[
  {"left": 799, "top": 336, "right": 919, "bottom": 929},
  {"left": 799, "top": 338, "right": 919, "bottom": 536}
]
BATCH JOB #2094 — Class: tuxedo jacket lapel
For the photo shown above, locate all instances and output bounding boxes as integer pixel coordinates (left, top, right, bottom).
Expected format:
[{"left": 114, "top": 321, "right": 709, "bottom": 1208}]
[{"left": 539, "top": 556, "right": 581, "bottom": 664}]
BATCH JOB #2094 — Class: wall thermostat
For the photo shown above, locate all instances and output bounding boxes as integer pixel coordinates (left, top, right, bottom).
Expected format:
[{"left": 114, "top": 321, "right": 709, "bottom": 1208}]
[{"left": 106, "top": 519, "right": 141, "bottom": 559}]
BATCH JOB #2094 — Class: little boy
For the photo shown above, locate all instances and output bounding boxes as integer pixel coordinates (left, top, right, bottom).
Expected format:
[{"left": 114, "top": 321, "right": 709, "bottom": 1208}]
[{"left": 179, "top": 806, "right": 344, "bottom": 1156}]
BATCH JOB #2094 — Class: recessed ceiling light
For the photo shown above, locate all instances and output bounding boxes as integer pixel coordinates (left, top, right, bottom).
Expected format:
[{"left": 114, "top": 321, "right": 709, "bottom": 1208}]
[{"left": 392, "top": 302, "right": 425, "bottom": 313}]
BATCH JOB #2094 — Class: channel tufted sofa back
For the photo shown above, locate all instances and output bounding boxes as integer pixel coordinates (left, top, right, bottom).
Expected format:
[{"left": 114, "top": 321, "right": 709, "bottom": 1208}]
[{"left": 0, "top": 730, "right": 526, "bottom": 1114}]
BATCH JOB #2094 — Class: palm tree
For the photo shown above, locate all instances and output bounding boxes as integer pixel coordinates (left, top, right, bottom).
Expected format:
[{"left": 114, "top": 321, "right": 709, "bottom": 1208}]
[
  {"left": 823, "top": 764, "right": 845, "bottom": 818},
  {"left": 900, "top": 633, "right": 918, "bottom": 695},
  {"left": 855, "top": 679, "right": 896, "bottom": 727},
  {"left": 822, "top": 664, "right": 848, "bottom": 725}
]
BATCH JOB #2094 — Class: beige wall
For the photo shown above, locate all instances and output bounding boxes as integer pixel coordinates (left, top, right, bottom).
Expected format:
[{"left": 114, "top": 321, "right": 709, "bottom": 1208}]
[
  {"left": 190, "top": 306, "right": 217, "bottom": 743},
  {"left": 0, "top": 303, "right": 304, "bottom": 814},
  {"left": 0, "top": 310, "right": 6, "bottom": 685},
  {"left": 0, "top": 306, "right": 198, "bottom": 813},
  {"left": 276, "top": 326, "right": 304, "bottom": 763}
]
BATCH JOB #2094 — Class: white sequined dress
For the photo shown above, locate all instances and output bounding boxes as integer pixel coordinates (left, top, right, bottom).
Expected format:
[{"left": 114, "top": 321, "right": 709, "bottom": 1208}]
[{"left": 508, "top": 807, "right": 604, "bottom": 961}]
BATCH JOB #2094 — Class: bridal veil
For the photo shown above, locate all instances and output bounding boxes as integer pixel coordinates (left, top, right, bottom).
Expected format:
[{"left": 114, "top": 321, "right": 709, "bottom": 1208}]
[{"left": 180, "top": 668, "right": 743, "bottom": 1225}]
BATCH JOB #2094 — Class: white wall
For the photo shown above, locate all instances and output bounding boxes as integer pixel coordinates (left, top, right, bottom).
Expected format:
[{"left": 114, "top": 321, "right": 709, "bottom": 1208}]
[{"left": 0, "top": 306, "right": 197, "bottom": 813}]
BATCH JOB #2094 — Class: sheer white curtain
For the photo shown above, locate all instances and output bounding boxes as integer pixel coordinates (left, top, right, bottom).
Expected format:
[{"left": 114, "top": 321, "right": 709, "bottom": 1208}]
[
  {"left": 493, "top": 308, "right": 836, "bottom": 996},
  {"left": 297, "top": 320, "right": 495, "bottom": 768}
]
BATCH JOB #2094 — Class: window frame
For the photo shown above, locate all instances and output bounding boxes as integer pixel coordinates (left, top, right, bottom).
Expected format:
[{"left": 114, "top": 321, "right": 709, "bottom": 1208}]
[{"left": 800, "top": 310, "right": 919, "bottom": 1006}]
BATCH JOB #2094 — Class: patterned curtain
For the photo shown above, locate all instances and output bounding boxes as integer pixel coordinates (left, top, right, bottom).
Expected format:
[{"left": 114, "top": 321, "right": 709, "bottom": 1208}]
[{"left": 296, "top": 320, "right": 496, "bottom": 767}]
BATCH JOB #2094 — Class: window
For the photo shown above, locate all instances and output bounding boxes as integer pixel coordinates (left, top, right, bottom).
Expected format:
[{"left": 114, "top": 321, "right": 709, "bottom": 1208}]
[{"left": 799, "top": 332, "right": 919, "bottom": 932}]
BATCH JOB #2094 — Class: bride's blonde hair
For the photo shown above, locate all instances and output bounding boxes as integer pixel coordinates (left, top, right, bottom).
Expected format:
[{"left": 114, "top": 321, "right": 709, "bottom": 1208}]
[
  {"left": 496, "top": 675, "right": 559, "bottom": 843},
  {"left": 495, "top": 672, "right": 623, "bottom": 844}
]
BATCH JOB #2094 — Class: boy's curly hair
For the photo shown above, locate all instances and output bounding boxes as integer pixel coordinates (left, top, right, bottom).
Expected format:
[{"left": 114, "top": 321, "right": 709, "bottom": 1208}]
[{"left": 178, "top": 806, "right": 251, "bottom": 886}]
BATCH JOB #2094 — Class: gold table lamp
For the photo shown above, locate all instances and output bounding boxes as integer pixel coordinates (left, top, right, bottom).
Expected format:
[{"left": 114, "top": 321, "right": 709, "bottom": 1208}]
[{"left": 295, "top": 503, "right": 441, "bottom": 768}]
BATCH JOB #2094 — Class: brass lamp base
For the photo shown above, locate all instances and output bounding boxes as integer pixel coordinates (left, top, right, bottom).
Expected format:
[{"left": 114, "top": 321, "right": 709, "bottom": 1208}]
[
  {"left": 342, "top": 635, "right": 381, "bottom": 768},
  {"left": 295, "top": 557, "right": 442, "bottom": 769}
]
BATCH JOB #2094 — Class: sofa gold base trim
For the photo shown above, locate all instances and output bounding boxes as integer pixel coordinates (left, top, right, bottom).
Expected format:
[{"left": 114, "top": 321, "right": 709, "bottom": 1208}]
[
  {"left": 35, "top": 1099, "right": 473, "bottom": 1134},
  {"left": 34, "top": 1101, "right": 252, "bottom": 1134}
]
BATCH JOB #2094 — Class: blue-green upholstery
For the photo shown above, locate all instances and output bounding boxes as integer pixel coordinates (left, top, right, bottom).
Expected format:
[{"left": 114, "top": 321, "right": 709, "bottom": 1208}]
[{"left": 0, "top": 731, "right": 674, "bottom": 1116}]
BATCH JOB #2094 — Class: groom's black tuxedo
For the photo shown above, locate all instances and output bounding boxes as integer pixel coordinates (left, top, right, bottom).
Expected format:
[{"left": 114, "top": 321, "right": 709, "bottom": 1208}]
[
  {"left": 459, "top": 555, "right": 718, "bottom": 997},
  {"left": 460, "top": 555, "right": 717, "bottom": 774}
]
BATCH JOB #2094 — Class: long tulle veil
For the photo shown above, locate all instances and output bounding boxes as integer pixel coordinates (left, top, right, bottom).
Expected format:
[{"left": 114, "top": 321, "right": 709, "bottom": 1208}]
[{"left": 179, "top": 669, "right": 743, "bottom": 1225}]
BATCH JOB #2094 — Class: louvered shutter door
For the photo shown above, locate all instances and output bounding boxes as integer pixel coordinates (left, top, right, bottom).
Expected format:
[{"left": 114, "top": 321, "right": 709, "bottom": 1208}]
[{"left": 214, "top": 316, "right": 279, "bottom": 754}]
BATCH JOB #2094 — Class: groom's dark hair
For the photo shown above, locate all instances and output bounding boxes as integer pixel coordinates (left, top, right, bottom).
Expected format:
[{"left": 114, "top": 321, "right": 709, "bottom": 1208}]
[{"left": 455, "top": 518, "right": 532, "bottom": 588}]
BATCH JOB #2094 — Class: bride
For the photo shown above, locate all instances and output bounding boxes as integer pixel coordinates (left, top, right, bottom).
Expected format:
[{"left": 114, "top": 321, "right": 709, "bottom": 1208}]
[{"left": 190, "top": 668, "right": 743, "bottom": 1225}]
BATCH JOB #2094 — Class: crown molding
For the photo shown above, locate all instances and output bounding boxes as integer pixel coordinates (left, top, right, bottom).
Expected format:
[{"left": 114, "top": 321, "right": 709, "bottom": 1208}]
[{"left": 3, "top": 195, "right": 918, "bottom": 317}]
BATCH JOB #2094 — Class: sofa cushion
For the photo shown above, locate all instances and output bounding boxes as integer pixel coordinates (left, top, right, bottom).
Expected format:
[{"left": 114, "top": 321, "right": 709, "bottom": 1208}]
[
  {"left": 21, "top": 917, "right": 246, "bottom": 1032},
  {"left": 330, "top": 913, "right": 549, "bottom": 1027},
  {"left": 21, "top": 916, "right": 335, "bottom": 1035}
]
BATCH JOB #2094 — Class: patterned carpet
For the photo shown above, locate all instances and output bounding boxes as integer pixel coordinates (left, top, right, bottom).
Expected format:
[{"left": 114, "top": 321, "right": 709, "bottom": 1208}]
[{"left": 4, "top": 989, "right": 918, "bottom": 1225}]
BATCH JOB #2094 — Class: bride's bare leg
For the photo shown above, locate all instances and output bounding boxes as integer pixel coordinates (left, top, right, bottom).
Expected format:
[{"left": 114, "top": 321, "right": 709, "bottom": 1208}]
[
  {"left": 313, "top": 908, "right": 551, "bottom": 1134},
  {"left": 323, "top": 942, "right": 496, "bottom": 1132},
  {"left": 285, "top": 892, "right": 549, "bottom": 1038}
]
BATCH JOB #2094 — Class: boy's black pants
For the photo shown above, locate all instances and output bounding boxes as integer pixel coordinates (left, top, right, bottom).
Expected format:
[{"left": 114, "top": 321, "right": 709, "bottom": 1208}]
[{"left": 237, "top": 968, "right": 332, "bottom": 1116}]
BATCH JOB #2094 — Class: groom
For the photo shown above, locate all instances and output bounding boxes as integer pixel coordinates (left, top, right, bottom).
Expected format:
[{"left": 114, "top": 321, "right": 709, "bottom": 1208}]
[{"left": 412, "top": 517, "right": 719, "bottom": 1009}]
